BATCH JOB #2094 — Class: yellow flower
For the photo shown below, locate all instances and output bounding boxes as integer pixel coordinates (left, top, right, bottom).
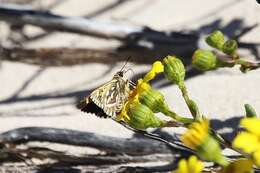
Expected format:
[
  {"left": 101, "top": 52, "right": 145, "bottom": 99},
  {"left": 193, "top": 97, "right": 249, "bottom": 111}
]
[
  {"left": 117, "top": 61, "right": 163, "bottom": 124},
  {"left": 117, "top": 85, "right": 166, "bottom": 130},
  {"left": 173, "top": 156, "right": 204, "bottom": 173},
  {"left": 233, "top": 131, "right": 260, "bottom": 153},
  {"left": 181, "top": 120, "right": 209, "bottom": 150},
  {"left": 181, "top": 120, "right": 228, "bottom": 166},
  {"left": 233, "top": 117, "right": 260, "bottom": 167},
  {"left": 117, "top": 80, "right": 151, "bottom": 121},
  {"left": 220, "top": 159, "right": 253, "bottom": 173},
  {"left": 241, "top": 117, "right": 260, "bottom": 136}
]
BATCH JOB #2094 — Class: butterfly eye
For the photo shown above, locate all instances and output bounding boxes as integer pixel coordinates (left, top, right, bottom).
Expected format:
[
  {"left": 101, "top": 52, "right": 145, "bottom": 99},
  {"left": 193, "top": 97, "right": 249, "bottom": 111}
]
[{"left": 117, "top": 71, "right": 124, "bottom": 77}]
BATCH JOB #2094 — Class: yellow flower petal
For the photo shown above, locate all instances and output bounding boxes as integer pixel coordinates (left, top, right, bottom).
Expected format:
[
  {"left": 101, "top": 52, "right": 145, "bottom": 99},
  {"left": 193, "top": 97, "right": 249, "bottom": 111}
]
[
  {"left": 118, "top": 61, "right": 162, "bottom": 122},
  {"left": 181, "top": 120, "right": 209, "bottom": 149},
  {"left": 181, "top": 133, "right": 197, "bottom": 150},
  {"left": 143, "top": 61, "right": 164, "bottom": 82},
  {"left": 177, "top": 159, "right": 188, "bottom": 173},
  {"left": 241, "top": 118, "right": 260, "bottom": 136},
  {"left": 174, "top": 156, "right": 204, "bottom": 173},
  {"left": 233, "top": 131, "right": 260, "bottom": 153},
  {"left": 136, "top": 79, "right": 151, "bottom": 93},
  {"left": 117, "top": 101, "right": 130, "bottom": 121},
  {"left": 188, "top": 156, "right": 204, "bottom": 173}
]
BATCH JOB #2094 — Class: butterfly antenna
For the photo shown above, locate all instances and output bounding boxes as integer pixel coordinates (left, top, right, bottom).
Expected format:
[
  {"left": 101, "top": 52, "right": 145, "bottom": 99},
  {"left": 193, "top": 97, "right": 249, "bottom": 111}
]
[
  {"left": 125, "top": 68, "right": 134, "bottom": 75},
  {"left": 119, "top": 56, "right": 131, "bottom": 72},
  {"left": 123, "top": 67, "right": 136, "bottom": 87}
]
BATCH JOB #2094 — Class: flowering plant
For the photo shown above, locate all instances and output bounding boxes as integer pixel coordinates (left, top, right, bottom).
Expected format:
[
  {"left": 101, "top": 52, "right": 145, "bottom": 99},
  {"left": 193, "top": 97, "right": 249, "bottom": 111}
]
[{"left": 101, "top": 30, "right": 260, "bottom": 172}]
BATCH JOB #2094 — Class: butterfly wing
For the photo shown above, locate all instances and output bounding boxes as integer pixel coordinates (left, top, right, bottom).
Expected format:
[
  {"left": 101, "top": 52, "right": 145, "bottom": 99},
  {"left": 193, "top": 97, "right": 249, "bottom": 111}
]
[
  {"left": 77, "top": 97, "right": 108, "bottom": 118},
  {"left": 91, "top": 77, "right": 130, "bottom": 117},
  {"left": 77, "top": 77, "right": 131, "bottom": 118}
]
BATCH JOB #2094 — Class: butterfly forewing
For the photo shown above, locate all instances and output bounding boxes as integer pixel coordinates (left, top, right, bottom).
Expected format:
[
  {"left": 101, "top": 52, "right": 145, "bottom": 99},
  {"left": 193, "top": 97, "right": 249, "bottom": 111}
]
[{"left": 78, "top": 74, "right": 131, "bottom": 118}]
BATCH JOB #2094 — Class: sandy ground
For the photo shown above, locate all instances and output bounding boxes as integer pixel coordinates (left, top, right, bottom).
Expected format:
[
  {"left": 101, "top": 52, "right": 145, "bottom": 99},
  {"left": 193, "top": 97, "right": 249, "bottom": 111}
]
[{"left": 0, "top": 0, "right": 260, "bottom": 153}]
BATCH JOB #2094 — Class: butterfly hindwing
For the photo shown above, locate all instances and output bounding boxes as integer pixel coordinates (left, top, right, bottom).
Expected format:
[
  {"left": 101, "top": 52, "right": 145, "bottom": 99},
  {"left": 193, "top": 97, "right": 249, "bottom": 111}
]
[{"left": 77, "top": 97, "right": 108, "bottom": 118}]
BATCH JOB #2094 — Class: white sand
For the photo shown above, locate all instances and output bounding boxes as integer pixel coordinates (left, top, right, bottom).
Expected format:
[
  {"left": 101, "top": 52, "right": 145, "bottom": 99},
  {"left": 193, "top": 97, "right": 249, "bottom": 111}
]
[{"left": 0, "top": 0, "right": 260, "bottom": 151}]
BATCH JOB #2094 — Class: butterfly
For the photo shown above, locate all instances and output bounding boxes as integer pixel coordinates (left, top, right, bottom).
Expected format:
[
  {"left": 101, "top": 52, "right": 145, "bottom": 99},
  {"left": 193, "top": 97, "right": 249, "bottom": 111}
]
[{"left": 77, "top": 62, "right": 135, "bottom": 118}]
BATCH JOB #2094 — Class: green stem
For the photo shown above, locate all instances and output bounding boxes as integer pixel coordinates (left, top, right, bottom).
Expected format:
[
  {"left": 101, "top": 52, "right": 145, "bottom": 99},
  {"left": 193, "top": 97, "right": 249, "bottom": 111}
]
[
  {"left": 216, "top": 59, "right": 235, "bottom": 68},
  {"left": 215, "top": 155, "right": 229, "bottom": 167},
  {"left": 210, "top": 128, "right": 251, "bottom": 160},
  {"left": 161, "top": 108, "right": 194, "bottom": 124},
  {"left": 178, "top": 82, "right": 201, "bottom": 120}
]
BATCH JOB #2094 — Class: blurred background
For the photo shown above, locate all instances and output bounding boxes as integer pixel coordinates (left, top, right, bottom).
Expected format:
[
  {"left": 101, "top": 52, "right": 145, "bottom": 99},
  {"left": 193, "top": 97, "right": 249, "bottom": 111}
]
[{"left": 0, "top": 0, "right": 259, "bottom": 167}]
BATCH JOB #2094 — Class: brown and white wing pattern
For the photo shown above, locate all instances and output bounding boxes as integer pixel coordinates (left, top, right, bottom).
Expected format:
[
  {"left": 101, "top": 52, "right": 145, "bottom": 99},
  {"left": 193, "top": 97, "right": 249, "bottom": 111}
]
[{"left": 77, "top": 77, "right": 131, "bottom": 118}]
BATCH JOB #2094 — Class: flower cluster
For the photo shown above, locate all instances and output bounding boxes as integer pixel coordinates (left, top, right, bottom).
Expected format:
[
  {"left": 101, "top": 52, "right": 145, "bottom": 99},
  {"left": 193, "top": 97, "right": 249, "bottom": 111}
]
[
  {"left": 192, "top": 30, "right": 259, "bottom": 73},
  {"left": 117, "top": 61, "right": 167, "bottom": 130},
  {"left": 117, "top": 56, "right": 258, "bottom": 172},
  {"left": 86, "top": 30, "right": 260, "bottom": 172},
  {"left": 116, "top": 56, "right": 194, "bottom": 130},
  {"left": 113, "top": 30, "right": 260, "bottom": 172}
]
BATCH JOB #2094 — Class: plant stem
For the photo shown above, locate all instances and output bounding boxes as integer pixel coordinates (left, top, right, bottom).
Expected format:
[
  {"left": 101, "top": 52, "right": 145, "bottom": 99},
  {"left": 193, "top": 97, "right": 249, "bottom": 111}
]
[
  {"left": 162, "top": 108, "right": 194, "bottom": 124},
  {"left": 178, "top": 82, "right": 201, "bottom": 120}
]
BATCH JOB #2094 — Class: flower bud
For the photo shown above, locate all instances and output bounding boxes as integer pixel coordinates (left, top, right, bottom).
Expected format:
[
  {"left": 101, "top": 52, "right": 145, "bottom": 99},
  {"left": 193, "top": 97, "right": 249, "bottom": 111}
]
[
  {"left": 163, "top": 56, "right": 185, "bottom": 85},
  {"left": 192, "top": 49, "right": 218, "bottom": 71},
  {"left": 139, "top": 88, "right": 169, "bottom": 113},
  {"left": 206, "top": 30, "right": 225, "bottom": 50},
  {"left": 126, "top": 102, "right": 165, "bottom": 130},
  {"left": 222, "top": 40, "right": 237, "bottom": 56},
  {"left": 244, "top": 104, "right": 257, "bottom": 118}
]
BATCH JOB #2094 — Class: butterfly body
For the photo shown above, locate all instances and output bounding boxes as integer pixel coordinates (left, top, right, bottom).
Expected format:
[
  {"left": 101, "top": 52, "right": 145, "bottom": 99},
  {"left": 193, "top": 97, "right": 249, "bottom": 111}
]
[{"left": 77, "top": 71, "right": 132, "bottom": 118}]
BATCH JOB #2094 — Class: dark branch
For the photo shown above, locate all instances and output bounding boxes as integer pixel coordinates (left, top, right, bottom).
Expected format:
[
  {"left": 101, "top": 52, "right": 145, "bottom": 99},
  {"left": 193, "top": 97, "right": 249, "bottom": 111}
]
[
  {"left": 0, "top": 127, "right": 174, "bottom": 156},
  {"left": 0, "top": 47, "right": 171, "bottom": 66}
]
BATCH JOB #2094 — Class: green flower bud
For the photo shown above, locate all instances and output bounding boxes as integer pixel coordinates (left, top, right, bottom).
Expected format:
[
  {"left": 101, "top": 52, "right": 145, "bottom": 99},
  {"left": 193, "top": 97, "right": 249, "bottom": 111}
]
[
  {"left": 126, "top": 102, "right": 165, "bottom": 130},
  {"left": 197, "top": 136, "right": 228, "bottom": 166},
  {"left": 139, "top": 88, "right": 169, "bottom": 113},
  {"left": 192, "top": 49, "right": 218, "bottom": 71},
  {"left": 163, "top": 55, "right": 185, "bottom": 85},
  {"left": 222, "top": 39, "right": 238, "bottom": 56},
  {"left": 206, "top": 30, "right": 225, "bottom": 50},
  {"left": 244, "top": 104, "right": 257, "bottom": 118}
]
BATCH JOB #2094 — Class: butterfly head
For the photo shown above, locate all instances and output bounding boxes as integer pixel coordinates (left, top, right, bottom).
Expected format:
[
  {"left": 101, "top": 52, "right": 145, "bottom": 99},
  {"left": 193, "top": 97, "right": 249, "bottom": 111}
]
[
  {"left": 114, "top": 69, "right": 132, "bottom": 80},
  {"left": 115, "top": 71, "right": 124, "bottom": 77},
  {"left": 114, "top": 56, "right": 132, "bottom": 79}
]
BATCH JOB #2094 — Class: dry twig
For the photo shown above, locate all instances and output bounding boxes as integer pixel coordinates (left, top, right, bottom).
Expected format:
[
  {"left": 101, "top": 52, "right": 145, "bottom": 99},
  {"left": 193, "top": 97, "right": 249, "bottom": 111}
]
[{"left": 0, "top": 127, "right": 174, "bottom": 156}]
